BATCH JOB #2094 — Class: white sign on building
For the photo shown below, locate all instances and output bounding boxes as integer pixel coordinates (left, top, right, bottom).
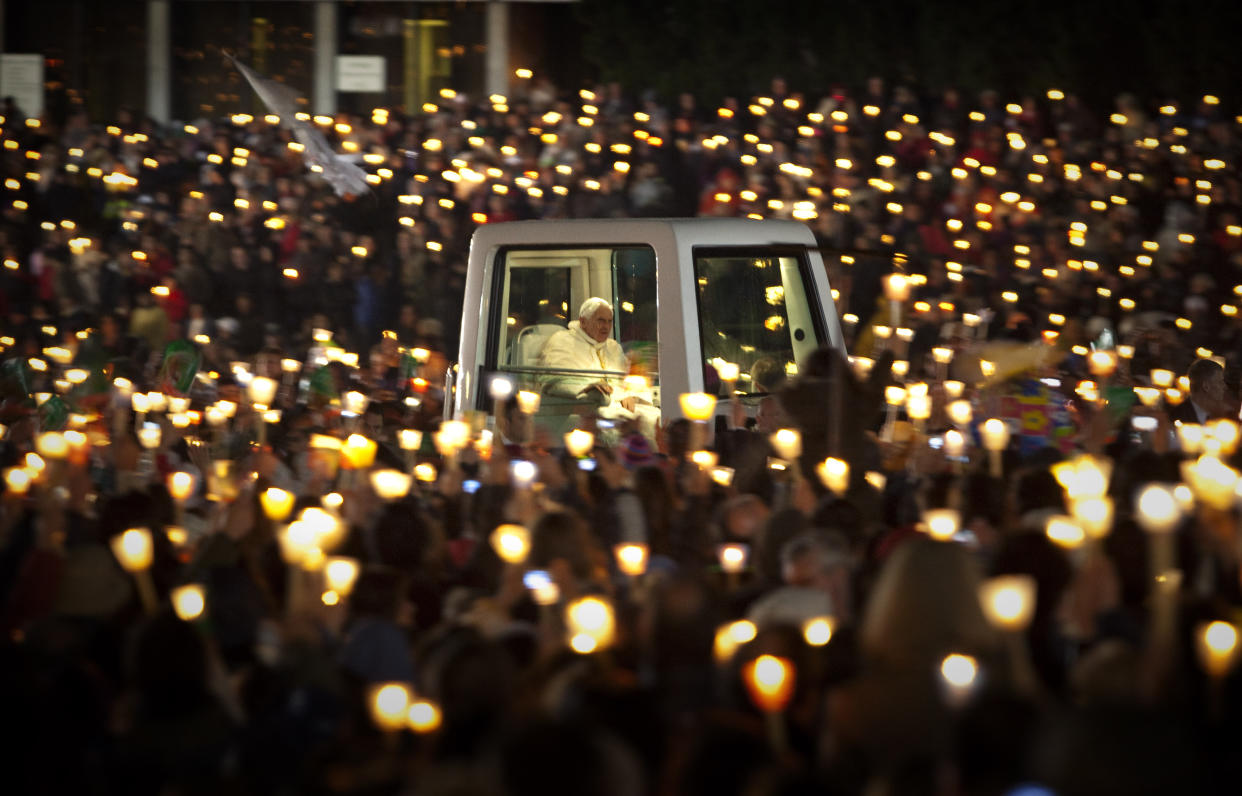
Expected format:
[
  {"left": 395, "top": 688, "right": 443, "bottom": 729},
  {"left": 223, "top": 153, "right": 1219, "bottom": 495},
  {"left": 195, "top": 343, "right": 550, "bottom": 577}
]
[
  {"left": 336, "top": 55, "right": 386, "bottom": 93},
  {"left": 0, "top": 54, "right": 45, "bottom": 119}
]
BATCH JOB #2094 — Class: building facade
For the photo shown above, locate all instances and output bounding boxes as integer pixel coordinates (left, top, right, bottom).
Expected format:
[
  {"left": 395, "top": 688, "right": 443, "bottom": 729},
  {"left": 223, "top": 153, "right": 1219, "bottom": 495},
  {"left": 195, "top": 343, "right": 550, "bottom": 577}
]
[{"left": 0, "top": 0, "right": 581, "bottom": 125}]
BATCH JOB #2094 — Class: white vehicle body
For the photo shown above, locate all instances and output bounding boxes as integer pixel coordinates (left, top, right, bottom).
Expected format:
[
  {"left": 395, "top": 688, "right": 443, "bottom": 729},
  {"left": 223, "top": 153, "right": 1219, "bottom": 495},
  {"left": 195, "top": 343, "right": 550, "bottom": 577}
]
[{"left": 451, "top": 218, "right": 844, "bottom": 433}]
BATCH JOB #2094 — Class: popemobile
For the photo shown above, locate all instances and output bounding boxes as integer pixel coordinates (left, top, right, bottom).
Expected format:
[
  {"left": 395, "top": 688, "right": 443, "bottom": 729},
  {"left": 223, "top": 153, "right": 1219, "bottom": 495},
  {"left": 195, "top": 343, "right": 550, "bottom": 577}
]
[{"left": 448, "top": 218, "right": 845, "bottom": 439}]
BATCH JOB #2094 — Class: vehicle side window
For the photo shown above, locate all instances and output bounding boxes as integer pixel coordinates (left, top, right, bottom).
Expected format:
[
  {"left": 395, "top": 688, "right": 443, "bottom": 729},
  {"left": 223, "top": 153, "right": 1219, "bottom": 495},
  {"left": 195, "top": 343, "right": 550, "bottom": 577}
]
[
  {"left": 694, "top": 251, "right": 824, "bottom": 396},
  {"left": 501, "top": 265, "right": 574, "bottom": 367},
  {"left": 613, "top": 247, "right": 659, "bottom": 383}
]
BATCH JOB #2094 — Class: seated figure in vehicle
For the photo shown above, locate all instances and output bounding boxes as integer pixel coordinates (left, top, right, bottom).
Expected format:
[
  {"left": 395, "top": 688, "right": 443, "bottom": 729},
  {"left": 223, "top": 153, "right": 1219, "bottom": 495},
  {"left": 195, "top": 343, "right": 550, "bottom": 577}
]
[{"left": 538, "top": 297, "right": 660, "bottom": 438}]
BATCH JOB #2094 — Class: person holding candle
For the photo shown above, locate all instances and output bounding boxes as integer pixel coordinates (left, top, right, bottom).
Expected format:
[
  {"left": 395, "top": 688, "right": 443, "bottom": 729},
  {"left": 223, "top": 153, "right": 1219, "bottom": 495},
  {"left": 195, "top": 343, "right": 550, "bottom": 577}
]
[{"left": 1168, "top": 358, "right": 1229, "bottom": 425}]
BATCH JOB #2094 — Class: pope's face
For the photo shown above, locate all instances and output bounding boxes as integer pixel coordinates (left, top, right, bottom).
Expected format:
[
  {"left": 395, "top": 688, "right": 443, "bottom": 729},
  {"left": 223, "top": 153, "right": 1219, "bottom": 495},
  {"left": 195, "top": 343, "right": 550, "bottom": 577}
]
[{"left": 582, "top": 307, "right": 614, "bottom": 343}]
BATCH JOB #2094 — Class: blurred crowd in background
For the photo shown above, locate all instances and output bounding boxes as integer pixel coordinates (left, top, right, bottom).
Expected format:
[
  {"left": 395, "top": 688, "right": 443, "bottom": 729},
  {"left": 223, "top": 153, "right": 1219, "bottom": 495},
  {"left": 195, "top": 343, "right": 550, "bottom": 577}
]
[{"left": 2, "top": 75, "right": 1242, "bottom": 795}]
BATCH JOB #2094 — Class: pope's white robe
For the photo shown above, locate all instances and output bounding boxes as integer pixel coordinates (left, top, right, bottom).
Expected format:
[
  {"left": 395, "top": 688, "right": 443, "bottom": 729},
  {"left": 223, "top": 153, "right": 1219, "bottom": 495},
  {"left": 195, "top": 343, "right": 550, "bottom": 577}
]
[{"left": 537, "top": 320, "right": 660, "bottom": 437}]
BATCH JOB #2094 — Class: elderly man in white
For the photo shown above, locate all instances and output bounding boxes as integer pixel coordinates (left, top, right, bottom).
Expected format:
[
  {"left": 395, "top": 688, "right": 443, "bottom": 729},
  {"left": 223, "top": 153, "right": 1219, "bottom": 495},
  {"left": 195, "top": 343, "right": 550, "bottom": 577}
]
[{"left": 538, "top": 297, "right": 659, "bottom": 438}]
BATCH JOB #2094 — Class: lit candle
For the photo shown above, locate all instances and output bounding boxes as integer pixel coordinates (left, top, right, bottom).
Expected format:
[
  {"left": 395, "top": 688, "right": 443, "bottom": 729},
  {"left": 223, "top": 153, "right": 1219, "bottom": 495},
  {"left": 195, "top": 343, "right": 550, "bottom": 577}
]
[
  {"left": 398, "top": 428, "right": 423, "bottom": 471},
  {"left": 742, "top": 654, "right": 796, "bottom": 713},
  {"left": 515, "top": 390, "right": 541, "bottom": 415},
  {"left": 714, "top": 360, "right": 740, "bottom": 393},
  {"left": 167, "top": 470, "right": 196, "bottom": 503},
  {"left": 131, "top": 391, "right": 149, "bottom": 429},
  {"left": 324, "top": 556, "right": 361, "bottom": 596},
  {"left": 1182, "top": 455, "right": 1239, "bottom": 510},
  {"left": 980, "top": 419, "right": 1009, "bottom": 477},
  {"left": 717, "top": 542, "right": 749, "bottom": 574},
  {"left": 614, "top": 543, "right": 649, "bottom": 577},
  {"left": 564, "top": 428, "right": 595, "bottom": 458},
  {"left": 257, "top": 484, "right": 293, "bottom": 521},
  {"left": 137, "top": 422, "right": 161, "bottom": 451},
  {"left": 742, "top": 653, "right": 797, "bottom": 751},
  {"left": 510, "top": 459, "right": 537, "bottom": 489},
  {"left": 923, "top": 508, "right": 960, "bottom": 541},
  {"left": 406, "top": 698, "right": 442, "bottom": 734},
  {"left": 489, "top": 374, "right": 515, "bottom": 403},
  {"left": 170, "top": 584, "right": 206, "bottom": 621},
  {"left": 434, "top": 420, "right": 471, "bottom": 466},
  {"left": 4, "top": 466, "right": 33, "bottom": 495},
  {"left": 906, "top": 391, "right": 931, "bottom": 431},
  {"left": 565, "top": 596, "right": 616, "bottom": 654},
  {"left": 940, "top": 653, "right": 979, "bottom": 708},
  {"left": 110, "top": 528, "right": 158, "bottom": 614},
  {"left": 1087, "top": 350, "right": 1117, "bottom": 378},
  {"left": 884, "top": 272, "right": 909, "bottom": 328},
  {"left": 343, "top": 390, "right": 369, "bottom": 418},
  {"left": 1197, "top": 620, "right": 1239, "bottom": 679},
  {"left": 35, "top": 431, "right": 68, "bottom": 461},
  {"left": 146, "top": 391, "right": 168, "bottom": 413},
  {"left": 944, "top": 429, "right": 966, "bottom": 459},
  {"left": 1044, "top": 515, "right": 1086, "bottom": 550},
  {"left": 815, "top": 457, "right": 849, "bottom": 495},
  {"left": 681, "top": 392, "right": 717, "bottom": 450},
  {"left": 680, "top": 391, "right": 717, "bottom": 422},
  {"left": 369, "top": 469, "right": 412, "bottom": 500},
  {"left": 713, "top": 619, "right": 757, "bottom": 663},
  {"left": 978, "top": 574, "right": 1036, "bottom": 632},
  {"left": 368, "top": 683, "right": 412, "bottom": 732},
  {"left": 1070, "top": 496, "right": 1113, "bottom": 540},
  {"left": 340, "top": 433, "right": 378, "bottom": 469},
  {"left": 769, "top": 428, "right": 802, "bottom": 463},
  {"left": 1135, "top": 483, "right": 1181, "bottom": 590},
  {"left": 802, "top": 617, "right": 835, "bottom": 647},
  {"left": 489, "top": 524, "right": 531, "bottom": 564},
  {"left": 248, "top": 376, "right": 278, "bottom": 409},
  {"left": 947, "top": 399, "right": 972, "bottom": 427}
]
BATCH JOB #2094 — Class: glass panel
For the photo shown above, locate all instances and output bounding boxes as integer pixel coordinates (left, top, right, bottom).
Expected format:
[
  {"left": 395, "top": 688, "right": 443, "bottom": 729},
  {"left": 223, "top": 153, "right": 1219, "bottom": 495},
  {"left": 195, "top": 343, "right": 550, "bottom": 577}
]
[
  {"left": 613, "top": 247, "right": 659, "bottom": 389},
  {"left": 489, "top": 245, "right": 659, "bottom": 441},
  {"left": 694, "top": 251, "right": 825, "bottom": 396}
]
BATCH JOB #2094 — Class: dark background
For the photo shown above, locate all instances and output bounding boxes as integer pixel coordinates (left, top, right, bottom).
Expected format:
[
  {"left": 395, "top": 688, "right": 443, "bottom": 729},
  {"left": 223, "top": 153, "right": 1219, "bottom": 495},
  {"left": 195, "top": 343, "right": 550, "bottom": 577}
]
[{"left": 4, "top": 0, "right": 1241, "bottom": 123}]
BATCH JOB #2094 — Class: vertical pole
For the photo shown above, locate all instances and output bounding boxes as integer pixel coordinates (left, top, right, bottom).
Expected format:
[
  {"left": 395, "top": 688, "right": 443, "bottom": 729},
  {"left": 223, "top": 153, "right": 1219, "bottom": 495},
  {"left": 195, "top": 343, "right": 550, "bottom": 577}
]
[
  {"left": 250, "top": 16, "right": 267, "bottom": 116},
  {"left": 313, "top": 0, "right": 336, "bottom": 116},
  {"left": 403, "top": 18, "right": 416, "bottom": 115},
  {"left": 147, "top": 1, "right": 171, "bottom": 125},
  {"left": 252, "top": 16, "right": 267, "bottom": 73},
  {"left": 417, "top": 21, "right": 434, "bottom": 108},
  {"left": 484, "top": 1, "right": 509, "bottom": 99}
]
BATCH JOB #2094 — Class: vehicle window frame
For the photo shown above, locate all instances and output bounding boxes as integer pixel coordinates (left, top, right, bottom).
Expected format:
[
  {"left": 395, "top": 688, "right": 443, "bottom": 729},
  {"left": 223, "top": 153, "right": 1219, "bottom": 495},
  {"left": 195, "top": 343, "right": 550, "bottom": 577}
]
[{"left": 482, "top": 242, "right": 659, "bottom": 409}]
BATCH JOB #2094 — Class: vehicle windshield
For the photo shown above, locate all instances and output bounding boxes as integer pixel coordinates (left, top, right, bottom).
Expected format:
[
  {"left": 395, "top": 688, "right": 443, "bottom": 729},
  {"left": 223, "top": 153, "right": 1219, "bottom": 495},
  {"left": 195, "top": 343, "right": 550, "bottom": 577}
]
[{"left": 693, "top": 248, "right": 825, "bottom": 396}]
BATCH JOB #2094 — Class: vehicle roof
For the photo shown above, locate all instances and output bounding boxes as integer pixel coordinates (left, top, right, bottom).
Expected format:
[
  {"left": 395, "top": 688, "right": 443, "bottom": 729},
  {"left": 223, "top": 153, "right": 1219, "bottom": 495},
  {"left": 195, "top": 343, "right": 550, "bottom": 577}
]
[{"left": 467, "top": 217, "right": 818, "bottom": 250}]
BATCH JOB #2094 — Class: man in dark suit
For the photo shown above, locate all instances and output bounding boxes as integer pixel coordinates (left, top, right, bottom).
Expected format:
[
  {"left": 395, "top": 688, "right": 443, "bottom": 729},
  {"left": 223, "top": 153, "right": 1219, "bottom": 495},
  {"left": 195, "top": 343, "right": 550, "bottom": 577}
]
[{"left": 1169, "top": 358, "right": 1229, "bottom": 425}]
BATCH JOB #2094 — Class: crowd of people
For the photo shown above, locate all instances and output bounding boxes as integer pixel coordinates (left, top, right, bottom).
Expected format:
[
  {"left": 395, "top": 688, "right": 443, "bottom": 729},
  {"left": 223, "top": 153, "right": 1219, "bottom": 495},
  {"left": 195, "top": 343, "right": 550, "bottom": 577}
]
[{"left": 2, "top": 72, "right": 1242, "bottom": 795}]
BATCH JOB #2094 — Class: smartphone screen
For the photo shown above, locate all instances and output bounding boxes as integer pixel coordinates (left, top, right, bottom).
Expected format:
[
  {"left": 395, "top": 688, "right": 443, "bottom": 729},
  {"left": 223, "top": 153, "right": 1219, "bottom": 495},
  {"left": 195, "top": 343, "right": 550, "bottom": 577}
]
[{"left": 523, "top": 570, "right": 551, "bottom": 590}]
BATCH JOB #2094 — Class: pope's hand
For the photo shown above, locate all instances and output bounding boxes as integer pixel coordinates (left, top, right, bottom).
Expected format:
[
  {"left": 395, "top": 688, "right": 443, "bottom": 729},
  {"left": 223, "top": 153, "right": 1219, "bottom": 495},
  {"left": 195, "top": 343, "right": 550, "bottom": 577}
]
[{"left": 579, "top": 381, "right": 613, "bottom": 404}]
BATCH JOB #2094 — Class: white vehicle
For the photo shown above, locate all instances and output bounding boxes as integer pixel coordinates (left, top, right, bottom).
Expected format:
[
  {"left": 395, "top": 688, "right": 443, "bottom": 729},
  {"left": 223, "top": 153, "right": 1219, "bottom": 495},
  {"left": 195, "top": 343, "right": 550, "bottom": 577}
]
[{"left": 449, "top": 218, "right": 844, "bottom": 435}]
